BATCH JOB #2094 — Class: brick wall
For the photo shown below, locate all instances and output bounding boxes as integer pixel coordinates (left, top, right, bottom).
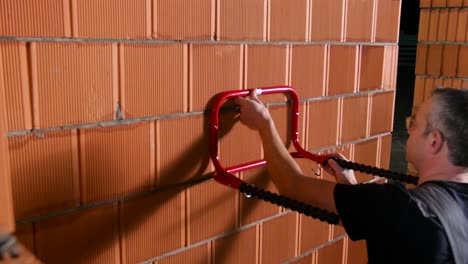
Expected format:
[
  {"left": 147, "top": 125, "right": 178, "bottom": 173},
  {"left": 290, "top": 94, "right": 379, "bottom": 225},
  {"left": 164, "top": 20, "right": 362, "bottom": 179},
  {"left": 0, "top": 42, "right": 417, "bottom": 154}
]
[
  {"left": 0, "top": 0, "right": 401, "bottom": 263},
  {"left": 412, "top": 1, "right": 468, "bottom": 174}
]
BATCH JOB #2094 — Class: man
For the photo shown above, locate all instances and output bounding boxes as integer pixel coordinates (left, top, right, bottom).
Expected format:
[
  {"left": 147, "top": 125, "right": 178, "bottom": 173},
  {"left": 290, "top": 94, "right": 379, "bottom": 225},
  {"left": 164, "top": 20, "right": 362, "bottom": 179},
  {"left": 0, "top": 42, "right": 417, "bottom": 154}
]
[{"left": 234, "top": 88, "right": 468, "bottom": 264}]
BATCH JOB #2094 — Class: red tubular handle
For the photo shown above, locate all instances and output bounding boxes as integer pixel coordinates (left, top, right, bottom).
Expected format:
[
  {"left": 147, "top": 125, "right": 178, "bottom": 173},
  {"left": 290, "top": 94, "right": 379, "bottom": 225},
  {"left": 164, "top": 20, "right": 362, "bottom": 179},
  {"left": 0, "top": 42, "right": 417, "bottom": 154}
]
[{"left": 210, "top": 86, "right": 330, "bottom": 189}]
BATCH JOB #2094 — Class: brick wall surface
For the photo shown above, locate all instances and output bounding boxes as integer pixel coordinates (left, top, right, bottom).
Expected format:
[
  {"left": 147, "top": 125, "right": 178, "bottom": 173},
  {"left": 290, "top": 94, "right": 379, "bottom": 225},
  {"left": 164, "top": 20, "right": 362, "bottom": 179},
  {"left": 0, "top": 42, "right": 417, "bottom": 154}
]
[{"left": 0, "top": 0, "right": 405, "bottom": 263}]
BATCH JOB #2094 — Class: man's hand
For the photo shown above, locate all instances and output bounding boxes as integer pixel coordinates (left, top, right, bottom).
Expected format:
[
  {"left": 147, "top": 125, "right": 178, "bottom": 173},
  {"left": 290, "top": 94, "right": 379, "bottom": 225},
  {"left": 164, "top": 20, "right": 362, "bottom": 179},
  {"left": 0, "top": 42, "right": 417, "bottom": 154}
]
[
  {"left": 234, "top": 89, "right": 272, "bottom": 131},
  {"left": 323, "top": 153, "right": 357, "bottom": 185}
]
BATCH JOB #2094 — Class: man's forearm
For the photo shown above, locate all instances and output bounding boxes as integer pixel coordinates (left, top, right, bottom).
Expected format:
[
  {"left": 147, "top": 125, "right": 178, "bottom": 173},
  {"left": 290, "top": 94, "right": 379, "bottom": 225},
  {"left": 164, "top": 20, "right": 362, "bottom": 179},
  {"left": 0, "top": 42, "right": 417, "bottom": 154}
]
[{"left": 258, "top": 119, "right": 338, "bottom": 215}]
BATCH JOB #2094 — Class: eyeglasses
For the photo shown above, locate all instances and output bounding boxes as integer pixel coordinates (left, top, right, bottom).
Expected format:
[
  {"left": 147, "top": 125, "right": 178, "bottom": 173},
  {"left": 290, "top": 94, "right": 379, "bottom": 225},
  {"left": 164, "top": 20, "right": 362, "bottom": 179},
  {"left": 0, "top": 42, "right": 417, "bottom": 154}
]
[{"left": 406, "top": 115, "right": 415, "bottom": 130}]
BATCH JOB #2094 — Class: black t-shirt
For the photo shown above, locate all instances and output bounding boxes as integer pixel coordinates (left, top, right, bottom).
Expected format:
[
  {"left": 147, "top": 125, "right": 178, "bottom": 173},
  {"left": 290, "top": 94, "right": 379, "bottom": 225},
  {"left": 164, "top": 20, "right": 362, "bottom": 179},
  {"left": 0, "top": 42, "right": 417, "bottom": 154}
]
[{"left": 334, "top": 181, "right": 468, "bottom": 264}]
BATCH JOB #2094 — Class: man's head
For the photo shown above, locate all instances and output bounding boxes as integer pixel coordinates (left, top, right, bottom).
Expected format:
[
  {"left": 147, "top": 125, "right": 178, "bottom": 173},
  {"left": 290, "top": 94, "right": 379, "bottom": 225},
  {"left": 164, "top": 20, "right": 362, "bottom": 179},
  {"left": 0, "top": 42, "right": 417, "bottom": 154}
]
[{"left": 406, "top": 88, "right": 468, "bottom": 170}]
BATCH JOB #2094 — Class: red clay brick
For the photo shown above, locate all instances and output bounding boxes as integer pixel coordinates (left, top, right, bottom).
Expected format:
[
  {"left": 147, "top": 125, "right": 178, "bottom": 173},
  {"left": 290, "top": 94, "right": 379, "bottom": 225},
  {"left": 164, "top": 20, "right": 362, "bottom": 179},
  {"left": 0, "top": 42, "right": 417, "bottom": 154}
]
[
  {"left": 0, "top": 0, "right": 71, "bottom": 37},
  {"left": 0, "top": 42, "right": 32, "bottom": 131},
  {"left": 375, "top": 0, "right": 401, "bottom": 42},
  {"left": 120, "top": 189, "right": 184, "bottom": 263},
  {"left": 187, "top": 180, "right": 237, "bottom": 244},
  {"left": 158, "top": 115, "right": 212, "bottom": 188},
  {"left": 426, "top": 44, "right": 444, "bottom": 76},
  {"left": 261, "top": 213, "right": 297, "bottom": 263},
  {"left": 447, "top": 0, "right": 463, "bottom": 6},
  {"left": 217, "top": 0, "right": 266, "bottom": 41},
  {"left": 291, "top": 45, "right": 327, "bottom": 99},
  {"left": 213, "top": 225, "right": 258, "bottom": 264},
  {"left": 9, "top": 130, "right": 80, "bottom": 220},
  {"left": 154, "top": 0, "right": 213, "bottom": 40},
  {"left": 189, "top": 44, "right": 242, "bottom": 112},
  {"left": 446, "top": 9, "right": 459, "bottom": 42},
  {"left": 370, "top": 91, "right": 395, "bottom": 136},
  {"left": 72, "top": 0, "right": 150, "bottom": 39},
  {"left": 328, "top": 45, "right": 358, "bottom": 96},
  {"left": 442, "top": 44, "right": 459, "bottom": 77},
  {"left": 428, "top": 10, "right": 440, "bottom": 42},
  {"left": 31, "top": 42, "right": 117, "bottom": 128},
  {"left": 35, "top": 204, "right": 120, "bottom": 263},
  {"left": 307, "top": 99, "right": 340, "bottom": 150},
  {"left": 380, "top": 135, "right": 392, "bottom": 170},
  {"left": 341, "top": 95, "right": 369, "bottom": 142},
  {"left": 360, "top": 46, "right": 386, "bottom": 91},
  {"left": 311, "top": 0, "right": 345, "bottom": 41},
  {"left": 457, "top": 45, "right": 468, "bottom": 78},
  {"left": 269, "top": 0, "right": 308, "bottom": 41},
  {"left": 415, "top": 44, "right": 428, "bottom": 75},
  {"left": 456, "top": 9, "right": 468, "bottom": 42},
  {"left": 120, "top": 43, "right": 186, "bottom": 118},
  {"left": 299, "top": 214, "right": 330, "bottom": 253},
  {"left": 438, "top": 9, "right": 449, "bottom": 41},
  {"left": 79, "top": 123, "right": 153, "bottom": 203},
  {"left": 420, "top": 0, "right": 432, "bottom": 7},
  {"left": 418, "top": 9, "right": 430, "bottom": 42},
  {"left": 432, "top": 0, "right": 447, "bottom": 6},
  {"left": 345, "top": 0, "right": 374, "bottom": 42},
  {"left": 316, "top": 238, "right": 344, "bottom": 264},
  {"left": 245, "top": 45, "right": 288, "bottom": 91}
]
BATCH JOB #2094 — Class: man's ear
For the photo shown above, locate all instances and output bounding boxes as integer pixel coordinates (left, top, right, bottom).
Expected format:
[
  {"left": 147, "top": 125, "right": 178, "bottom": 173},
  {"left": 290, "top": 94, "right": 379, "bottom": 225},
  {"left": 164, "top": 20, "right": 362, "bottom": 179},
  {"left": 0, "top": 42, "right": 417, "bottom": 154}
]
[{"left": 429, "top": 130, "right": 444, "bottom": 154}]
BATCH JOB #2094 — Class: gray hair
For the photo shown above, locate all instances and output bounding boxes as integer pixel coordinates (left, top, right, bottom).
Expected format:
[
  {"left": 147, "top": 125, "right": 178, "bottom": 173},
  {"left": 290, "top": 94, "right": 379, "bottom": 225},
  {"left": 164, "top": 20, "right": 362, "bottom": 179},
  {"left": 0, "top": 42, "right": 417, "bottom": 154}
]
[{"left": 425, "top": 88, "right": 468, "bottom": 167}]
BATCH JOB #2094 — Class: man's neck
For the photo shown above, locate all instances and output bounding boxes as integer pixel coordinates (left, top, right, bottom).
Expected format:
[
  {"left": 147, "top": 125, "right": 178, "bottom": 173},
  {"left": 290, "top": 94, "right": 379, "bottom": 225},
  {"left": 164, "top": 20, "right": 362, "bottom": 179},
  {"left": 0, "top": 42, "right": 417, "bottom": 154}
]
[{"left": 418, "top": 165, "right": 468, "bottom": 185}]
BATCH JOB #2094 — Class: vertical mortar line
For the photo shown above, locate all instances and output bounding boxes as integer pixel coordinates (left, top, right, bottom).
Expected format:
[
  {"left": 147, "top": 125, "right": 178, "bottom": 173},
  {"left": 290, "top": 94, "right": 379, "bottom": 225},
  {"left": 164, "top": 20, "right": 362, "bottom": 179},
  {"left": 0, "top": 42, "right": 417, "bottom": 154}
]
[
  {"left": 303, "top": 100, "right": 309, "bottom": 150},
  {"left": 342, "top": 236, "right": 348, "bottom": 264},
  {"left": 256, "top": 223, "right": 262, "bottom": 264},
  {"left": 366, "top": 94, "right": 371, "bottom": 138},
  {"left": 216, "top": 0, "right": 221, "bottom": 40},
  {"left": 18, "top": 41, "right": 33, "bottom": 129},
  {"left": 337, "top": 97, "right": 343, "bottom": 146},
  {"left": 63, "top": 0, "right": 71, "bottom": 37},
  {"left": 377, "top": 135, "right": 382, "bottom": 169},
  {"left": 183, "top": 44, "right": 189, "bottom": 113},
  {"left": 112, "top": 43, "right": 119, "bottom": 120},
  {"left": 305, "top": 0, "right": 311, "bottom": 42},
  {"left": 211, "top": 0, "right": 216, "bottom": 40},
  {"left": 153, "top": 0, "right": 157, "bottom": 39},
  {"left": 264, "top": 0, "right": 269, "bottom": 41},
  {"left": 341, "top": 0, "right": 348, "bottom": 42},
  {"left": 118, "top": 44, "right": 125, "bottom": 119},
  {"left": 355, "top": 45, "right": 361, "bottom": 93},
  {"left": 146, "top": 0, "right": 152, "bottom": 39},
  {"left": 29, "top": 42, "right": 40, "bottom": 129},
  {"left": 393, "top": 45, "right": 399, "bottom": 89},
  {"left": 396, "top": 0, "right": 403, "bottom": 42},
  {"left": 187, "top": 44, "right": 193, "bottom": 112},
  {"left": 295, "top": 213, "right": 300, "bottom": 257},
  {"left": 208, "top": 239, "right": 213, "bottom": 264},
  {"left": 238, "top": 172, "right": 243, "bottom": 228},
  {"left": 239, "top": 44, "right": 244, "bottom": 91},
  {"left": 371, "top": 0, "right": 378, "bottom": 43},
  {"left": 324, "top": 44, "right": 330, "bottom": 96},
  {"left": 70, "top": 0, "right": 78, "bottom": 37},
  {"left": 71, "top": 129, "right": 80, "bottom": 207},
  {"left": 243, "top": 44, "right": 248, "bottom": 89}
]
